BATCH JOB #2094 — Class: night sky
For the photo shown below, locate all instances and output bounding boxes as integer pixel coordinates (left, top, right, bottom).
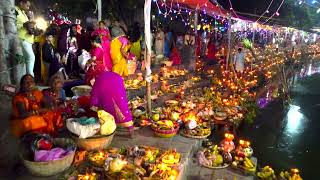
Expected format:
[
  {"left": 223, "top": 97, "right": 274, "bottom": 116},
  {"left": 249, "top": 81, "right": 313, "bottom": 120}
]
[{"left": 217, "top": 0, "right": 286, "bottom": 19}]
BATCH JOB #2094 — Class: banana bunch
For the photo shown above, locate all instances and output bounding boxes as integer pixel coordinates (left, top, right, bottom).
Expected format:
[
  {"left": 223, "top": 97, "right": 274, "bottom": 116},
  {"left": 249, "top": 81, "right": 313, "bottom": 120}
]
[
  {"left": 243, "top": 157, "right": 256, "bottom": 173},
  {"left": 257, "top": 166, "right": 276, "bottom": 179},
  {"left": 279, "top": 170, "right": 303, "bottom": 180}
]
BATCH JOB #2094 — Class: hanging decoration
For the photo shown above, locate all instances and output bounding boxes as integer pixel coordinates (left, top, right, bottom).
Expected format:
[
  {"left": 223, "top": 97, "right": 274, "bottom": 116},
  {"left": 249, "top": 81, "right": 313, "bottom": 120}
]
[
  {"left": 255, "top": 0, "right": 274, "bottom": 22},
  {"left": 152, "top": 0, "right": 229, "bottom": 31},
  {"left": 263, "top": 0, "right": 285, "bottom": 24}
]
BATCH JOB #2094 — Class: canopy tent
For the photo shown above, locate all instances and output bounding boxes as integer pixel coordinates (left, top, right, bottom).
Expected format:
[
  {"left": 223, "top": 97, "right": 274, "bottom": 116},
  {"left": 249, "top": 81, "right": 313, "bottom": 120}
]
[{"left": 165, "top": 0, "right": 229, "bottom": 18}]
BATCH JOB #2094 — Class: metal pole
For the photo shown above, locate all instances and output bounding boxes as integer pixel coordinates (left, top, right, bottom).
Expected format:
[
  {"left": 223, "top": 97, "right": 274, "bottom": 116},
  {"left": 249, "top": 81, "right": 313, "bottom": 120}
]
[{"left": 97, "top": 0, "right": 102, "bottom": 21}]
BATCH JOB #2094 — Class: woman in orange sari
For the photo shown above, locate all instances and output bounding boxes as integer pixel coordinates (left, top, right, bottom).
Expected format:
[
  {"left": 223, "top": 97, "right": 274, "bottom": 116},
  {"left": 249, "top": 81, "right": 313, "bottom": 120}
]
[{"left": 11, "top": 74, "right": 63, "bottom": 137}]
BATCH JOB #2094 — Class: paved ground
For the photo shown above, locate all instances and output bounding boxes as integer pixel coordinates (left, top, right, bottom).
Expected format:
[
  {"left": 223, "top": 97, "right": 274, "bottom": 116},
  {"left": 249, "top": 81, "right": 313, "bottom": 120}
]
[{"left": 0, "top": 93, "right": 20, "bottom": 179}]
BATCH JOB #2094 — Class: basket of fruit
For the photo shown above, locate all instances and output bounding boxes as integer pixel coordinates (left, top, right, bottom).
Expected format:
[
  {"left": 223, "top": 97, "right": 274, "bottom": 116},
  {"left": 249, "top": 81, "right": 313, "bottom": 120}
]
[
  {"left": 231, "top": 157, "right": 257, "bottom": 175},
  {"left": 197, "top": 145, "right": 231, "bottom": 169},
  {"left": 180, "top": 121, "right": 211, "bottom": 139},
  {"left": 151, "top": 120, "right": 180, "bottom": 138},
  {"left": 213, "top": 111, "right": 228, "bottom": 121}
]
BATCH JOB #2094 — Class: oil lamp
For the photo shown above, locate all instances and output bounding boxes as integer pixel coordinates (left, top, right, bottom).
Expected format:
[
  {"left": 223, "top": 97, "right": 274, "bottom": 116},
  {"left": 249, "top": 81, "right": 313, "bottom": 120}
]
[
  {"left": 77, "top": 172, "right": 97, "bottom": 180},
  {"left": 291, "top": 168, "right": 300, "bottom": 174},
  {"left": 221, "top": 133, "right": 235, "bottom": 153},
  {"left": 137, "top": 73, "right": 143, "bottom": 81},
  {"left": 161, "top": 80, "right": 169, "bottom": 91},
  {"left": 236, "top": 139, "right": 253, "bottom": 158}
]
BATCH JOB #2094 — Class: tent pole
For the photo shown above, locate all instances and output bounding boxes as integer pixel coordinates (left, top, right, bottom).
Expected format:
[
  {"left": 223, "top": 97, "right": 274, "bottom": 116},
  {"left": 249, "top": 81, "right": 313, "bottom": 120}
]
[
  {"left": 97, "top": 0, "right": 102, "bottom": 21},
  {"left": 144, "top": 0, "right": 152, "bottom": 114},
  {"left": 192, "top": 9, "right": 198, "bottom": 71}
]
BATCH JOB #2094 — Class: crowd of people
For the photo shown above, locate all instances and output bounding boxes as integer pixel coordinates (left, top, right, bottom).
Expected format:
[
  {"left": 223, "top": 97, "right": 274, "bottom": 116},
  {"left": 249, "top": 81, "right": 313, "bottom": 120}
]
[
  {"left": 11, "top": 0, "right": 240, "bottom": 138},
  {"left": 13, "top": 0, "right": 147, "bottom": 138},
  {"left": 15, "top": 0, "right": 232, "bottom": 86},
  {"left": 16, "top": 0, "right": 143, "bottom": 87}
]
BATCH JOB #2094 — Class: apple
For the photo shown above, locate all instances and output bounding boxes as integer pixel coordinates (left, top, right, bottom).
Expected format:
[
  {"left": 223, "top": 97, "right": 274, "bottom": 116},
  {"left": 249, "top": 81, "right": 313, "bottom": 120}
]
[{"left": 152, "top": 114, "right": 160, "bottom": 121}]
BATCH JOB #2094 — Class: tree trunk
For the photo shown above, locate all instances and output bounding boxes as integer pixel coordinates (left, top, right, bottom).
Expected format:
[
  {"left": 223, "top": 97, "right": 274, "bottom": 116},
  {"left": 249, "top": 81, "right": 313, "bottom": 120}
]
[{"left": 0, "top": 0, "right": 25, "bottom": 87}]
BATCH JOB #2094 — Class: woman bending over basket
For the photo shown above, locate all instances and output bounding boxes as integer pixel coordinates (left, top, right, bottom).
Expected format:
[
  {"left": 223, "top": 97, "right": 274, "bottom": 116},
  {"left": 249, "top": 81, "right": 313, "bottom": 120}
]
[{"left": 90, "top": 71, "right": 134, "bottom": 137}]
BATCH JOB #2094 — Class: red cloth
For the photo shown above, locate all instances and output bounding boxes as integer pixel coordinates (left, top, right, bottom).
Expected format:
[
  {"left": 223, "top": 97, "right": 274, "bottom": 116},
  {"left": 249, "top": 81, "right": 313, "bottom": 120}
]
[
  {"left": 196, "top": 36, "right": 201, "bottom": 57},
  {"left": 206, "top": 43, "right": 217, "bottom": 60},
  {"left": 170, "top": 47, "right": 182, "bottom": 65},
  {"left": 85, "top": 47, "right": 107, "bottom": 84}
]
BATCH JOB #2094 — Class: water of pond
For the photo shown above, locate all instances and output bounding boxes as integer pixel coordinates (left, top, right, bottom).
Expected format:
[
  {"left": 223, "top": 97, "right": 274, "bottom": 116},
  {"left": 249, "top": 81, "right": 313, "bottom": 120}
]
[{"left": 239, "top": 65, "right": 320, "bottom": 179}]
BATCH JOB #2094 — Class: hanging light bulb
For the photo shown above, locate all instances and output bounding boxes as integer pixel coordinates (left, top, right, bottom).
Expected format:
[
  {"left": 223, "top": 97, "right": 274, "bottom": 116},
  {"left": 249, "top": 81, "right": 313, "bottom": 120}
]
[
  {"left": 158, "top": 10, "right": 162, "bottom": 14},
  {"left": 317, "top": 8, "right": 320, "bottom": 13},
  {"left": 266, "top": 10, "right": 269, "bottom": 13},
  {"left": 275, "top": 12, "right": 280, "bottom": 16},
  {"left": 298, "top": 0, "right": 303, "bottom": 5}
]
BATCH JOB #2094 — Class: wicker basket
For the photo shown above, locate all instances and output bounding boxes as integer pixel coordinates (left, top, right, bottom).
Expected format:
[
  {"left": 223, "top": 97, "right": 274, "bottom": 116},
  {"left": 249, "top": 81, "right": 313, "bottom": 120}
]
[
  {"left": 71, "top": 85, "right": 92, "bottom": 96},
  {"left": 22, "top": 138, "right": 76, "bottom": 177},
  {"left": 71, "top": 131, "right": 115, "bottom": 151},
  {"left": 151, "top": 122, "right": 180, "bottom": 138}
]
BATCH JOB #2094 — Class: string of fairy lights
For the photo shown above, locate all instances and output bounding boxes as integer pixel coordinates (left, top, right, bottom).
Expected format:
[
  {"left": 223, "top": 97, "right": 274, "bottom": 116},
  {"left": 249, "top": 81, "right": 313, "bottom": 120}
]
[
  {"left": 153, "top": 0, "right": 230, "bottom": 31},
  {"left": 153, "top": 0, "right": 289, "bottom": 31},
  {"left": 255, "top": 0, "right": 275, "bottom": 22},
  {"left": 262, "top": 0, "right": 285, "bottom": 24}
]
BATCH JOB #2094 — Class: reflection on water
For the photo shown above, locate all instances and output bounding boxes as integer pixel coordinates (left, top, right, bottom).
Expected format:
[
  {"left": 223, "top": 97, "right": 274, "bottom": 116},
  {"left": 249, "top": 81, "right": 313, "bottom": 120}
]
[
  {"left": 240, "top": 65, "right": 320, "bottom": 179},
  {"left": 285, "top": 105, "right": 304, "bottom": 135}
]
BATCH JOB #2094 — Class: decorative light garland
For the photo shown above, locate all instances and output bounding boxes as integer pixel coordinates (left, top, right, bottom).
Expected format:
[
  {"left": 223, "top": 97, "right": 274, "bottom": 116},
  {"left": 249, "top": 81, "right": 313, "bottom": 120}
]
[
  {"left": 228, "top": 0, "right": 239, "bottom": 18},
  {"left": 255, "top": 0, "right": 275, "bottom": 22},
  {"left": 263, "top": 0, "right": 285, "bottom": 24},
  {"left": 153, "top": 0, "right": 229, "bottom": 29}
]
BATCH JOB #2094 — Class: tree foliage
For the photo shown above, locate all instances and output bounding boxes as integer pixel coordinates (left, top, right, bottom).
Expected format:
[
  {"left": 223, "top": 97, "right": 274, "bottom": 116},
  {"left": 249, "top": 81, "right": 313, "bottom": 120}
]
[{"left": 217, "top": 0, "right": 320, "bottom": 30}]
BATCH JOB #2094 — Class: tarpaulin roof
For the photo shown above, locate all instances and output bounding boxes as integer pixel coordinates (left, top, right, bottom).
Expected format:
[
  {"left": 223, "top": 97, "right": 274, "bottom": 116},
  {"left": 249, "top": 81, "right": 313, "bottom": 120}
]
[{"left": 172, "top": 0, "right": 229, "bottom": 18}]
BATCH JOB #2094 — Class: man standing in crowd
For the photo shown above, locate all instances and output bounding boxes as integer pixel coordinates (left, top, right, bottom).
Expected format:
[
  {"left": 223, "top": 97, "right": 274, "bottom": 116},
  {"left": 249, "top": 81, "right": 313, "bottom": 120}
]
[{"left": 16, "top": 0, "right": 35, "bottom": 76}]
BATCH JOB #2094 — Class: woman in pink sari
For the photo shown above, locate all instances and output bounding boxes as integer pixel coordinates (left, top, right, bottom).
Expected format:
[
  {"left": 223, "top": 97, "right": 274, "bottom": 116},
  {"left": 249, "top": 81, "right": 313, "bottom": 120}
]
[
  {"left": 90, "top": 71, "right": 133, "bottom": 136},
  {"left": 91, "top": 21, "right": 112, "bottom": 71},
  {"left": 85, "top": 35, "right": 107, "bottom": 85}
]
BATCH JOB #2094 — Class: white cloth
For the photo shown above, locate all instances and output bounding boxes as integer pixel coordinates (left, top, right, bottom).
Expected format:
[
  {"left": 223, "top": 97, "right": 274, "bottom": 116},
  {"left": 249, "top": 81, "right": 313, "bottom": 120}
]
[
  {"left": 78, "top": 50, "right": 91, "bottom": 70},
  {"left": 66, "top": 118, "right": 100, "bottom": 139},
  {"left": 21, "top": 40, "right": 35, "bottom": 76},
  {"left": 233, "top": 52, "right": 245, "bottom": 72}
]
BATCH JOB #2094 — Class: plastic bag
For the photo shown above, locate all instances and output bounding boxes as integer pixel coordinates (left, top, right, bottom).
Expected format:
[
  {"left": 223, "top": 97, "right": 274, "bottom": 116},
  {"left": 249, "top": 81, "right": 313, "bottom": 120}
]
[
  {"left": 78, "top": 50, "right": 91, "bottom": 70},
  {"left": 78, "top": 117, "right": 97, "bottom": 125},
  {"left": 34, "top": 148, "right": 70, "bottom": 162},
  {"left": 97, "top": 110, "right": 116, "bottom": 135},
  {"left": 66, "top": 118, "right": 100, "bottom": 139}
]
